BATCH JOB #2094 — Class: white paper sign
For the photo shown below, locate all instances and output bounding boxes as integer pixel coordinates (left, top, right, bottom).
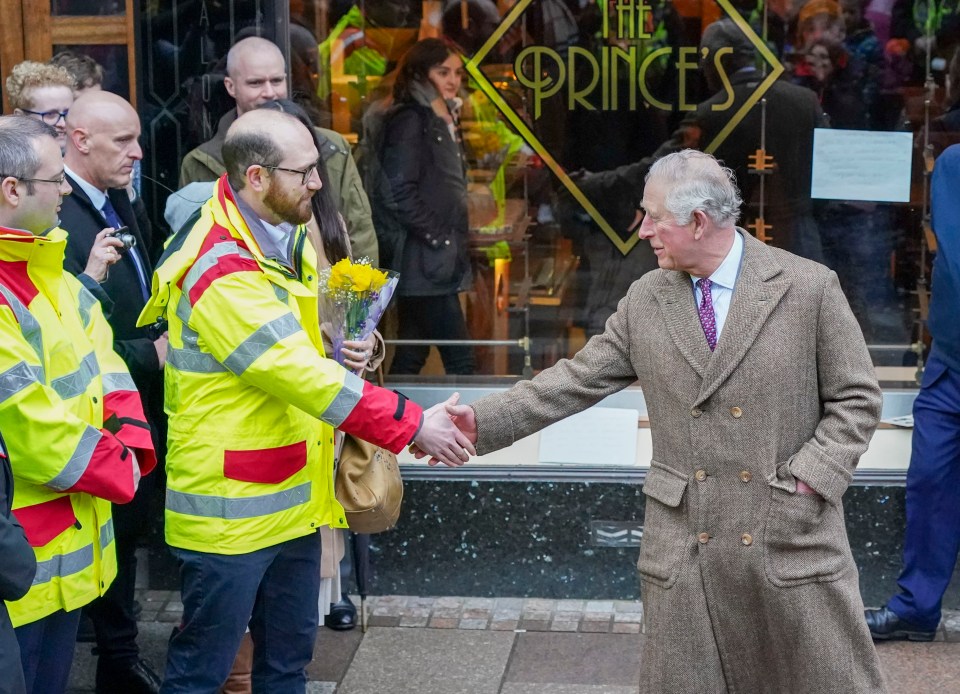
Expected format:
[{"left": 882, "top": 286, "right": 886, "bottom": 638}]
[
  {"left": 810, "top": 129, "right": 912, "bottom": 202},
  {"left": 538, "top": 407, "right": 638, "bottom": 465}
]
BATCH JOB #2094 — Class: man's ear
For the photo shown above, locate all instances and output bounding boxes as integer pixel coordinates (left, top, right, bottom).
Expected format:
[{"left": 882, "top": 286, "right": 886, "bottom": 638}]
[
  {"left": 70, "top": 127, "right": 92, "bottom": 155},
  {"left": 692, "top": 209, "right": 709, "bottom": 240},
  {"left": 246, "top": 165, "right": 267, "bottom": 192},
  {"left": 0, "top": 176, "right": 20, "bottom": 208},
  {"left": 224, "top": 75, "right": 236, "bottom": 99}
]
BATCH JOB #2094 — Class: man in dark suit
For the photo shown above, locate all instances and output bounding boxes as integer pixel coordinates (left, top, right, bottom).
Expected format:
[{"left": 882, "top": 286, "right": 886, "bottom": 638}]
[
  {"left": 59, "top": 90, "right": 164, "bottom": 694},
  {"left": 0, "top": 432, "right": 36, "bottom": 694}
]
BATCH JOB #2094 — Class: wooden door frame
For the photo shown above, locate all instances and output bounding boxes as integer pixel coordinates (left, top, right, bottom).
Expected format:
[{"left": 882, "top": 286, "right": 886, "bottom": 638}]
[
  {"left": 0, "top": 2, "right": 26, "bottom": 113},
  {"left": 21, "top": 0, "right": 137, "bottom": 107}
]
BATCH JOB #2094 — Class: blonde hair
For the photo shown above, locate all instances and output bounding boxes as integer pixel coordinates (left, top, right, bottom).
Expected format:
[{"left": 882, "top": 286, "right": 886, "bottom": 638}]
[{"left": 5, "top": 61, "right": 73, "bottom": 110}]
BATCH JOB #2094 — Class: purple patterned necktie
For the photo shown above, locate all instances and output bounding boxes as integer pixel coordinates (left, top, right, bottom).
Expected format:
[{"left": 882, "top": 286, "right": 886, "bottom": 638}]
[{"left": 696, "top": 278, "right": 718, "bottom": 351}]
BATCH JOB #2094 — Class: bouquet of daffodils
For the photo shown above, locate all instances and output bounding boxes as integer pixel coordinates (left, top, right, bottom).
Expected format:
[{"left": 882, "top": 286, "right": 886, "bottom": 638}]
[{"left": 317, "top": 257, "right": 399, "bottom": 367}]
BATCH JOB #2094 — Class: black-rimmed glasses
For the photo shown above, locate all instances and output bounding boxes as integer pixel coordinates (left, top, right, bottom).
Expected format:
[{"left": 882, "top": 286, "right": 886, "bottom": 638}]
[
  {"left": 0, "top": 172, "right": 67, "bottom": 187},
  {"left": 260, "top": 159, "right": 321, "bottom": 185},
  {"left": 20, "top": 108, "right": 69, "bottom": 126}
]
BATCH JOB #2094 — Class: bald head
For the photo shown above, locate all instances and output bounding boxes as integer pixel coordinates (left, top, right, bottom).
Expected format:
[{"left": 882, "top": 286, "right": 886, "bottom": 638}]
[
  {"left": 225, "top": 37, "right": 287, "bottom": 115},
  {"left": 64, "top": 90, "right": 141, "bottom": 191},
  {"left": 223, "top": 109, "right": 321, "bottom": 225}
]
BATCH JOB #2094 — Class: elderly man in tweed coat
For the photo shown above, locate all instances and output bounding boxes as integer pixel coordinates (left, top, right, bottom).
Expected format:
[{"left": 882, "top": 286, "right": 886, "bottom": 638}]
[{"left": 426, "top": 150, "right": 887, "bottom": 692}]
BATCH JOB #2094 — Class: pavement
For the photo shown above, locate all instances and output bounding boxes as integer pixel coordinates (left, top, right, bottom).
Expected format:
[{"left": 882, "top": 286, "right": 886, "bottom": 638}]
[{"left": 67, "top": 593, "right": 960, "bottom": 693}]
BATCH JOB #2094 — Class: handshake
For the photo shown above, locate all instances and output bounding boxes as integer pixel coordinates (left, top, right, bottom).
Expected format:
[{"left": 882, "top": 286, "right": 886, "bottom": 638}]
[{"left": 409, "top": 393, "right": 478, "bottom": 467}]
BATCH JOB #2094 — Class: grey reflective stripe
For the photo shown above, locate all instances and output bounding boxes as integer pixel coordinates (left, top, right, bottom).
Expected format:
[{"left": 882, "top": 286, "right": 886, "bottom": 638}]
[
  {"left": 168, "top": 345, "right": 227, "bottom": 373},
  {"left": 222, "top": 313, "right": 302, "bottom": 375},
  {"left": 181, "top": 242, "right": 257, "bottom": 303},
  {"left": 176, "top": 294, "right": 191, "bottom": 324},
  {"left": 101, "top": 371, "right": 136, "bottom": 393},
  {"left": 0, "top": 361, "right": 43, "bottom": 403},
  {"left": 50, "top": 351, "right": 100, "bottom": 400},
  {"left": 100, "top": 518, "right": 115, "bottom": 549},
  {"left": 47, "top": 425, "right": 101, "bottom": 492},
  {"left": 0, "top": 285, "right": 45, "bottom": 380},
  {"left": 32, "top": 542, "right": 94, "bottom": 586},
  {"left": 166, "top": 481, "right": 311, "bottom": 519},
  {"left": 272, "top": 284, "right": 288, "bottom": 302},
  {"left": 77, "top": 287, "right": 98, "bottom": 328},
  {"left": 321, "top": 371, "right": 365, "bottom": 427},
  {"left": 170, "top": 295, "right": 227, "bottom": 374}
]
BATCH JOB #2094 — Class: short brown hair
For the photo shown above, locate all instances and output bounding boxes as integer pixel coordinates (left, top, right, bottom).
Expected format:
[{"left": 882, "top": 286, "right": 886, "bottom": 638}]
[
  {"left": 5, "top": 61, "right": 73, "bottom": 110},
  {"left": 50, "top": 50, "right": 104, "bottom": 92}
]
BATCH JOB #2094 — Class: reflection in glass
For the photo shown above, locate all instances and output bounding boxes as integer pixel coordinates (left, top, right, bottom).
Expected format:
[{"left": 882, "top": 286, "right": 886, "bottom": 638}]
[{"left": 51, "top": 0, "right": 125, "bottom": 16}]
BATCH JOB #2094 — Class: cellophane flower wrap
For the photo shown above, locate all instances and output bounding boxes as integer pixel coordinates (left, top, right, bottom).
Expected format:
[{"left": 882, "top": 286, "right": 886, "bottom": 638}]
[{"left": 318, "top": 257, "right": 398, "bottom": 367}]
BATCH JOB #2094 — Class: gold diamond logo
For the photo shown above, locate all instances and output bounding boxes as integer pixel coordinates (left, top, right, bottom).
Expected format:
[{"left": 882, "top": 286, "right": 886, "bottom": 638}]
[{"left": 465, "top": 0, "right": 784, "bottom": 255}]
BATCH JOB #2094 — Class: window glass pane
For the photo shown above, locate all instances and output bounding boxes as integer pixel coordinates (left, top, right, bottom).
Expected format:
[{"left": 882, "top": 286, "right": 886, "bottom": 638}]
[
  {"left": 52, "top": 0, "right": 125, "bottom": 16},
  {"left": 139, "top": 0, "right": 948, "bottom": 382},
  {"left": 53, "top": 44, "right": 128, "bottom": 98}
]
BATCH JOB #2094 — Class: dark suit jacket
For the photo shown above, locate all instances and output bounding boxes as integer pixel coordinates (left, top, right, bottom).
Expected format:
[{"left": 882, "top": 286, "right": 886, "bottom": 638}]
[
  {"left": 60, "top": 175, "right": 165, "bottom": 454},
  {"left": 0, "top": 432, "right": 36, "bottom": 694},
  {"left": 60, "top": 174, "right": 158, "bottom": 380}
]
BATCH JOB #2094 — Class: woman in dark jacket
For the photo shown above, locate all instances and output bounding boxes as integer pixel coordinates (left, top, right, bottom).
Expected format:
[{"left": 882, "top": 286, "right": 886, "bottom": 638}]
[{"left": 370, "top": 38, "right": 474, "bottom": 375}]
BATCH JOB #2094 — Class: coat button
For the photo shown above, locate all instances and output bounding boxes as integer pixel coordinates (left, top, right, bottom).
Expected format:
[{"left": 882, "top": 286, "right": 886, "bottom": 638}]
[
  {"left": 740, "top": 470, "right": 752, "bottom": 483},
  {"left": 698, "top": 532, "right": 710, "bottom": 544},
  {"left": 741, "top": 533, "right": 753, "bottom": 546},
  {"left": 695, "top": 469, "right": 707, "bottom": 482},
  {"left": 444, "top": 239, "right": 451, "bottom": 246},
  {"left": 730, "top": 406, "right": 743, "bottom": 418},
  {"left": 691, "top": 407, "right": 702, "bottom": 418}
]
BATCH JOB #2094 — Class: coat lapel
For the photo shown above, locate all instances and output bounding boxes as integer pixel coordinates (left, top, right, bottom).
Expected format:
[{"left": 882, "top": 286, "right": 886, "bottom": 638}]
[
  {"left": 693, "top": 232, "right": 790, "bottom": 407},
  {"left": 654, "top": 270, "right": 712, "bottom": 378}
]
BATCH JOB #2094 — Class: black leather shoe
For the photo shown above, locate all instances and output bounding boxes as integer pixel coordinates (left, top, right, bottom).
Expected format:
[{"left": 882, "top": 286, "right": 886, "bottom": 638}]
[
  {"left": 325, "top": 593, "right": 357, "bottom": 631},
  {"left": 865, "top": 607, "right": 936, "bottom": 642},
  {"left": 95, "top": 657, "right": 162, "bottom": 694}
]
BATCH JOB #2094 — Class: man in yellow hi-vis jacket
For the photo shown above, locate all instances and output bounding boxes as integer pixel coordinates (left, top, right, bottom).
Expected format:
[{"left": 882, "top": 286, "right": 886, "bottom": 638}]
[
  {"left": 0, "top": 116, "right": 156, "bottom": 694},
  {"left": 140, "top": 109, "right": 473, "bottom": 693}
]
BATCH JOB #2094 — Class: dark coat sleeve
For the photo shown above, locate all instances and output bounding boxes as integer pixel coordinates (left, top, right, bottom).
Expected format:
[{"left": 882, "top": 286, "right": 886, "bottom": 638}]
[{"left": 0, "top": 451, "right": 36, "bottom": 602}]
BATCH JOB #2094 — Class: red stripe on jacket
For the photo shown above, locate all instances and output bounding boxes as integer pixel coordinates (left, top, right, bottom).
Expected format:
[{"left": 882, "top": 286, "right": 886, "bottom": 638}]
[
  {"left": 0, "top": 260, "right": 39, "bottom": 307},
  {"left": 339, "top": 381, "right": 423, "bottom": 454},
  {"left": 177, "top": 224, "right": 259, "bottom": 305},
  {"left": 102, "top": 389, "right": 157, "bottom": 476},
  {"left": 64, "top": 431, "right": 137, "bottom": 504}
]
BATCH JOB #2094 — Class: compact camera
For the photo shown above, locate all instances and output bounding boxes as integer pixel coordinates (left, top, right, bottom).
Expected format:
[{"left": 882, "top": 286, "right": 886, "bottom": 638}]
[{"left": 107, "top": 226, "right": 137, "bottom": 253}]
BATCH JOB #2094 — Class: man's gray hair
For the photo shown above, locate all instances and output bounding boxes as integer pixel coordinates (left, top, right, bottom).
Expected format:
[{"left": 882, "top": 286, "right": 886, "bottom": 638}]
[
  {"left": 646, "top": 150, "right": 742, "bottom": 226},
  {"left": 0, "top": 116, "right": 57, "bottom": 189}
]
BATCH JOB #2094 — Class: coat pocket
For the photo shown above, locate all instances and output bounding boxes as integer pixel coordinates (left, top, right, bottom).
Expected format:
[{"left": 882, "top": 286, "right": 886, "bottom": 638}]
[
  {"left": 419, "top": 238, "right": 459, "bottom": 285},
  {"left": 223, "top": 441, "right": 308, "bottom": 485},
  {"left": 763, "top": 487, "right": 851, "bottom": 587},
  {"left": 637, "top": 461, "right": 690, "bottom": 589},
  {"left": 13, "top": 496, "right": 77, "bottom": 548}
]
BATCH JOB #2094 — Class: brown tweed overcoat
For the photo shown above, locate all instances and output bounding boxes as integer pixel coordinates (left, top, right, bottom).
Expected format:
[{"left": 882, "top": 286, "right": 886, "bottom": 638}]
[{"left": 471, "top": 231, "right": 887, "bottom": 693}]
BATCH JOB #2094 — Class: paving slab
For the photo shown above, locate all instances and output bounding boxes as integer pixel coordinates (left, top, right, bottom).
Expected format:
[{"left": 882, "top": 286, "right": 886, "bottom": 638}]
[
  {"left": 876, "top": 641, "right": 960, "bottom": 693},
  {"left": 504, "top": 632, "right": 641, "bottom": 688},
  {"left": 306, "top": 626, "right": 365, "bottom": 683},
  {"left": 336, "top": 627, "right": 516, "bottom": 694},
  {"left": 501, "top": 685, "right": 637, "bottom": 694}
]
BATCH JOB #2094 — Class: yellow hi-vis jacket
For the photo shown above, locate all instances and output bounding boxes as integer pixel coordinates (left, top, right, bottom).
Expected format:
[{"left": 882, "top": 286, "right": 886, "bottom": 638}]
[
  {"left": 0, "top": 225, "right": 156, "bottom": 627},
  {"left": 138, "top": 177, "right": 422, "bottom": 555}
]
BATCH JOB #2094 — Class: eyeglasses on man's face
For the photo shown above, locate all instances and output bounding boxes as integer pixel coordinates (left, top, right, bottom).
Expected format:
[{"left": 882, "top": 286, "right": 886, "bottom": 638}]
[
  {"left": 21, "top": 108, "right": 69, "bottom": 126},
  {"left": 0, "top": 172, "right": 68, "bottom": 187},
  {"left": 260, "top": 159, "right": 321, "bottom": 186}
]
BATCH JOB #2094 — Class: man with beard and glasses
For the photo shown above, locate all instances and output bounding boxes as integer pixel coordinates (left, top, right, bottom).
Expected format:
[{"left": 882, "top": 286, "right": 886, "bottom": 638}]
[{"left": 144, "top": 109, "right": 473, "bottom": 693}]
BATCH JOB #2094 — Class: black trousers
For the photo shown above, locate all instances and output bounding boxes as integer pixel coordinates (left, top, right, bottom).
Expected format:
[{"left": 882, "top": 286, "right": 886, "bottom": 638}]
[
  {"left": 390, "top": 294, "right": 474, "bottom": 376},
  {"left": 86, "top": 473, "right": 155, "bottom": 666}
]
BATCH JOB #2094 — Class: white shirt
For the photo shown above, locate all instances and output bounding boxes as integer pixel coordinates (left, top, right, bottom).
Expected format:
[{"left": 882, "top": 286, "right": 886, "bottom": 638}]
[
  {"left": 64, "top": 164, "right": 107, "bottom": 210},
  {"left": 690, "top": 230, "right": 744, "bottom": 339}
]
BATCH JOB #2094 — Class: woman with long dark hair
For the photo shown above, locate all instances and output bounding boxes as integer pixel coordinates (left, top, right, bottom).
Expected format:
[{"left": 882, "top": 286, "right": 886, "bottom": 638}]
[{"left": 368, "top": 37, "right": 475, "bottom": 376}]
